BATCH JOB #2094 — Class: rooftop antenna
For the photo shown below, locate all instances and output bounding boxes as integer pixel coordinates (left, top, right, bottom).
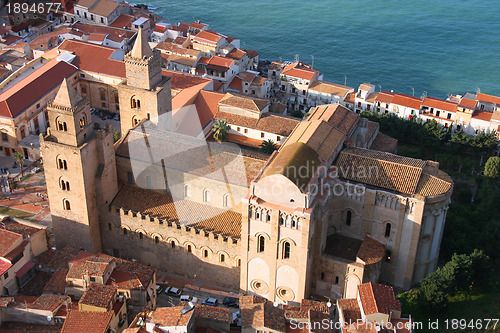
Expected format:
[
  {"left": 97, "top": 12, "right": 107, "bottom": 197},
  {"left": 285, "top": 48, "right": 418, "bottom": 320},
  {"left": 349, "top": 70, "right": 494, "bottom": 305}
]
[
  {"left": 295, "top": 54, "right": 299, "bottom": 63},
  {"left": 476, "top": 87, "right": 481, "bottom": 94},
  {"left": 411, "top": 87, "right": 415, "bottom": 96},
  {"left": 311, "top": 55, "right": 314, "bottom": 69}
]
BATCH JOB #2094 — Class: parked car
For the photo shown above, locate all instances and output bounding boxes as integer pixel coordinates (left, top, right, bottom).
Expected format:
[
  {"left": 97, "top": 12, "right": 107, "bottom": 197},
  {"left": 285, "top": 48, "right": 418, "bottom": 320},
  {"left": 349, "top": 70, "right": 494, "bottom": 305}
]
[
  {"left": 201, "top": 297, "right": 218, "bottom": 306},
  {"left": 156, "top": 284, "right": 166, "bottom": 295},
  {"left": 90, "top": 108, "right": 96, "bottom": 114},
  {"left": 106, "top": 112, "right": 115, "bottom": 119},
  {"left": 165, "top": 287, "right": 182, "bottom": 297},
  {"left": 180, "top": 295, "right": 198, "bottom": 303},
  {"left": 223, "top": 297, "right": 239, "bottom": 308},
  {"left": 113, "top": 113, "right": 120, "bottom": 121}
]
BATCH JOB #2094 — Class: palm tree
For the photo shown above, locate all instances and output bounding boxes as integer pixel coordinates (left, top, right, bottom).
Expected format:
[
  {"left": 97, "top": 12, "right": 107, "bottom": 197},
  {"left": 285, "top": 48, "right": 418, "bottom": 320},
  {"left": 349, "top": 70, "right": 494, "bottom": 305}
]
[
  {"left": 13, "top": 152, "right": 24, "bottom": 177},
  {"left": 259, "top": 139, "right": 277, "bottom": 154},
  {"left": 212, "top": 119, "right": 230, "bottom": 142}
]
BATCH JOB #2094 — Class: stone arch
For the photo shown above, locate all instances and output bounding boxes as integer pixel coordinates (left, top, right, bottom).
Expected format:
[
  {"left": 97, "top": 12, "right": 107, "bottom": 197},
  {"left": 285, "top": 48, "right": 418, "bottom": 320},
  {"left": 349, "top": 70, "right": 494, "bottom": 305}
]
[
  {"left": 217, "top": 250, "right": 230, "bottom": 263},
  {"left": 166, "top": 237, "right": 179, "bottom": 248},
  {"left": 18, "top": 125, "right": 27, "bottom": 139},
  {"left": 56, "top": 154, "right": 68, "bottom": 170},
  {"left": 151, "top": 233, "right": 162, "bottom": 244},
  {"left": 122, "top": 225, "right": 131, "bottom": 235},
  {"left": 253, "top": 231, "right": 271, "bottom": 240},
  {"left": 200, "top": 246, "right": 213, "bottom": 258},
  {"left": 135, "top": 228, "right": 147, "bottom": 239},
  {"left": 276, "top": 265, "right": 299, "bottom": 303},
  {"left": 344, "top": 273, "right": 361, "bottom": 298},
  {"left": 234, "top": 256, "right": 241, "bottom": 267},
  {"left": 183, "top": 241, "right": 196, "bottom": 250},
  {"left": 58, "top": 176, "right": 71, "bottom": 191}
]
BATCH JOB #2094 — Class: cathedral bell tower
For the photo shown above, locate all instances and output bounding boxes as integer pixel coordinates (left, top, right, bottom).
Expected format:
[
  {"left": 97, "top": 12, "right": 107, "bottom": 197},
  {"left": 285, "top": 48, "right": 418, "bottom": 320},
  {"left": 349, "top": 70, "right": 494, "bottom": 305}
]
[
  {"left": 118, "top": 28, "right": 172, "bottom": 134},
  {"left": 41, "top": 78, "right": 118, "bottom": 253}
]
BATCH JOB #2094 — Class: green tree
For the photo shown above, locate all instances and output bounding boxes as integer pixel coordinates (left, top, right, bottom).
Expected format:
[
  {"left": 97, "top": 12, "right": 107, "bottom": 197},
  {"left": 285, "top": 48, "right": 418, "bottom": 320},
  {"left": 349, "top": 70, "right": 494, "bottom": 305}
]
[
  {"left": 212, "top": 119, "right": 230, "bottom": 142},
  {"left": 113, "top": 130, "right": 121, "bottom": 143},
  {"left": 259, "top": 139, "right": 278, "bottom": 154},
  {"left": 13, "top": 152, "right": 24, "bottom": 177},
  {"left": 484, "top": 156, "right": 500, "bottom": 179}
]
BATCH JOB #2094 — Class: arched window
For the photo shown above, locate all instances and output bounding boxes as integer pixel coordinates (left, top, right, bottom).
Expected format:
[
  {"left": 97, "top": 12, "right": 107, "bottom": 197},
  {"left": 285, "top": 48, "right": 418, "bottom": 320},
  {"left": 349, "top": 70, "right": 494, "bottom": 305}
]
[
  {"left": 155, "top": 236, "right": 159, "bottom": 244},
  {"left": 220, "top": 254, "right": 225, "bottom": 262},
  {"left": 203, "top": 190, "right": 210, "bottom": 203},
  {"left": 385, "top": 223, "right": 392, "bottom": 238},
  {"left": 187, "top": 245, "right": 192, "bottom": 253},
  {"left": 137, "top": 99, "right": 141, "bottom": 108},
  {"left": 346, "top": 211, "right": 352, "bottom": 226},
  {"left": 267, "top": 213, "right": 271, "bottom": 222},
  {"left": 335, "top": 276, "right": 339, "bottom": 284},
  {"left": 57, "top": 158, "right": 68, "bottom": 170},
  {"left": 255, "top": 211, "right": 260, "bottom": 220},
  {"left": 63, "top": 199, "right": 71, "bottom": 210},
  {"left": 236, "top": 258, "right": 241, "bottom": 267},
  {"left": 60, "top": 179, "right": 70, "bottom": 191},
  {"left": 257, "top": 235, "right": 265, "bottom": 253},
  {"left": 139, "top": 232, "right": 143, "bottom": 239},
  {"left": 184, "top": 185, "right": 190, "bottom": 197},
  {"left": 79, "top": 116, "right": 86, "bottom": 129},
  {"left": 20, "top": 127, "right": 26, "bottom": 139},
  {"left": 132, "top": 116, "right": 139, "bottom": 127},
  {"left": 291, "top": 218, "right": 296, "bottom": 228},
  {"left": 223, "top": 194, "right": 229, "bottom": 207},
  {"left": 131, "top": 96, "right": 137, "bottom": 108},
  {"left": 203, "top": 249, "right": 208, "bottom": 257},
  {"left": 171, "top": 241, "right": 175, "bottom": 248},
  {"left": 282, "top": 241, "right": 290, "bottom": 259}
]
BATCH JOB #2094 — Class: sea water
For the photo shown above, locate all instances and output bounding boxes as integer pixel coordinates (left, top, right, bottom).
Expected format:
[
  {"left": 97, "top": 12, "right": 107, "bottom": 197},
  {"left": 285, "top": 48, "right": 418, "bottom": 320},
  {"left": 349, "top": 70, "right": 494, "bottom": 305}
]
[{"left": 139, "top": 0, "right": 500, "bottom": 98}]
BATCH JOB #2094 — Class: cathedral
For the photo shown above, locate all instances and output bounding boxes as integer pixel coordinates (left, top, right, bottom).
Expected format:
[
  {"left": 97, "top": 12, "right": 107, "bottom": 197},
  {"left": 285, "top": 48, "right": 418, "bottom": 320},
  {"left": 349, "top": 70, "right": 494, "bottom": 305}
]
[{"left": 40, "top": 29, "right": 453, "bottom": 305}]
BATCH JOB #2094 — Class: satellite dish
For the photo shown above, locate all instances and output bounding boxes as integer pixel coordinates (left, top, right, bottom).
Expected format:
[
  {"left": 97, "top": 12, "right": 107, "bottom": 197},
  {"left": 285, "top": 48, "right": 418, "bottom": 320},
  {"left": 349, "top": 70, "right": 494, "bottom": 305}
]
[{"left": 326, "top": 301, "right": 332, "bottom": 308}]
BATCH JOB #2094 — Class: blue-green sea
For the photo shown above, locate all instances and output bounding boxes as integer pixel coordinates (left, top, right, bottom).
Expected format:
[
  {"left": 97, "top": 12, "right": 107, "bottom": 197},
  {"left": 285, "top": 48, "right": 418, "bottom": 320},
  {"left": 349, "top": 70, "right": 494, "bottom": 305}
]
[{"left": 139, "top": 0, "right": 500, "bottom": 98}]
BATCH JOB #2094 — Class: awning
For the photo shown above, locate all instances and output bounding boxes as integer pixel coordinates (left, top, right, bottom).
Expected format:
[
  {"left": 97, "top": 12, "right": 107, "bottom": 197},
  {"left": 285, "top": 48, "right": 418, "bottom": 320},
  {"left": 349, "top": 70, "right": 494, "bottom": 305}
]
[{"left": 16, "top": 261, "right": 35, "bottom": 278}]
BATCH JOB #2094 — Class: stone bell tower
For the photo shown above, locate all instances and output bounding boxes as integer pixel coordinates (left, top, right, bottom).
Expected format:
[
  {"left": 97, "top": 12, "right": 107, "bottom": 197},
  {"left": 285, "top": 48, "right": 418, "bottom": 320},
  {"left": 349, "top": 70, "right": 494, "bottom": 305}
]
[
  {"left": 118, "top": 28, "right": 172, "bottom": 134},
  {"left": 40, "top": 78, "right": 118, "bottom": 253}
]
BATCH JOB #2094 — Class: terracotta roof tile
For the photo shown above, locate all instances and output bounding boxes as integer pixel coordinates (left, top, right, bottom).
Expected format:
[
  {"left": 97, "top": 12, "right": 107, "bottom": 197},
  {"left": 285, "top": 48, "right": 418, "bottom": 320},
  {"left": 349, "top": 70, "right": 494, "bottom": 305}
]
[
  {"left": 309, "top": 80, "right": 353, "bottom": 97},
  {"left": 29, "top": 294, "right": 68, "bottom": 312},
  {"left": 162, "top": 69, "right": 211, "bottom": 90},
  {"left": 89, "top": 0, "right": 119, "bottom": 17},
  {"left": 337, "top": 298, "right": 361, "bottom": 324},
  {"left": 44, "top": 268, "right": 68, "bottom": 294},
  {"left": 477, "top": 92, "right": 500, "bottom": 105},
  {"left": 79, "top": 283, "right": 116, "bottom": 309},
  {"left": 240, "top": 297, "right": 285, "bottom": 332},
  {"left": 227, "top": 48, "right": 247, "bottom": 60},
  {"left": 0, "top": 58, "right": 77, "bottom": 118},
  {"left": 0, "top": 258, "right": 12, "bottom": 276},
  {"left": 58, "top": 39, "right": 125, "bottom": 78},
  {"left": 219, "top": 93, "right": 269, "bottom": 112},
  {"left": 194, "top": 304, "right": 230, "bottom": 322},
  {"left": 0, "top": 218, "right": 42, "bottom": 237},
  {"left": 391, "top": 93, "right": 422, "bottom": 110},
  {"left": 151, "top": 307, "right": 193, "bottom": 327},
  {"left": 109, "top": 14, "right": 134, "bottom": 28},
  {"left": 422, "top": 97, "right": 457, "bottom": 113},
  {"left": 375, "top": 91, "right": 395, "bottom": 104},
  {"left": 215, "top": 111, "right": 298, "bottom": 137},
  {"left": 193, "top": 30, "right": 223, "bottom": 45},
  {"left": 335, "top": 147, "right": 427, "bottom": 195},
  {"left": 307, "top": 103, "right": 359, "bottom": 136},
  {"left": 356, "top": 236, "right": 385, "bottom": 265},
  {"left": 282, "top": 62, "right": 318, "bottom": 81},
  {"left": 458, "top": 97, "right": 477, "bottom": 109},
  {"left": 358, "top": 282, "right": 401, "bottom": 315},
  {"left": 0, "top": 228, "right": 22, "bottom": 257},
  {"left": 111, "top": 185, "right": 243, "bottom": 238},
  {"left": 358, "top": 83, "right": 375, "bottom": 91},
  {"left": 61, "top": 309, "right": 112, "bottom": 333},
  {"left": 472, "top": 110, "right": 493, "bottom": 122},
  {"left": 415, "top": 164, "right": 453, "bottom": 197},
  {"left": 369, "top": 132, "right": 398, "bottom": 154},
  {"left": 67, "top": 256, "right": 113, "bottom": 279}
]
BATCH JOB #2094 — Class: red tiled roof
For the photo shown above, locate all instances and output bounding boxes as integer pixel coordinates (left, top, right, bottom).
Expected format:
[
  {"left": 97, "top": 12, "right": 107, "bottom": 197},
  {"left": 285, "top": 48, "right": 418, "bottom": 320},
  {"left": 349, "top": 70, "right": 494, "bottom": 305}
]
[
  {"left": 458, "top": 97, "right": 476, "bottom": 109},
  {"left": 0, "top": 228, "right": 22, "bottom": 257},
  {"left": 151, "top": 307, "right": 193, "bottom": 327},
  {"left": 194, "top": 304, "right": 230, "bottom": 322},
  {"left": 173, "top": 36, "right": 187, "bottom": 45},
  {"left": 67, "top": 256, "right": 113, "bottom": 279},
  {"left": 335, "top": 147, "right": 426, "bottom": 195},
  {"left": 375, "top": 91, "right": 395, "bottom": 104},
  {"left": 0, "top": 258, "right": 12, "bottom": 276},
  {"left": 0, "top": 58, "right": 77, "bottom": 118},
  {"left": 79, "top": 283, "right": 116, "bottom": 309},
  {"left": 162, "top": 69, "right": 212, "bottom": 90},
  {"left": 72, "top": 23, "right": 135, "bottom": 42},
  {"left": 61, "top": 310, "right": 112, "bottom": 333},
  {"left": 422, "top": 97, "right": 457, "bottom": 113},
  {"left": 356, "top": 236, "right": 385, "bottom": 265},
  {"left": 154, "top": 24, "right": 167, "bottom": 33},
  {"left": 228, "top": 76, "right": 242, "bottom": 91},
  {"left": 245, "top": 49, "right": 259, "bottom": 58},
  {"left": 227, "top": 48, "right": 247, "bottom": 60},
  {"left": 207, "top": 56, "right": 234, "bottom": 70},
  {"left": 391, "top": 93, "right": 422, "bottom": 109},
  {"left": 109, "top": 14, "right": 134, "bottom": 29},
  {"left": 215, "top": 111, "right": 298, "bottom": 137},
  {"left": 307, "top": 103, "right": 359, "bottom": 136},
  {"left": 218, "top": 92, "right": 268, "bottom": 112},
  {"left": 28, "top": 294, "right": 68, "bottom": 312},
  {"left": 282, "top": 62, "right": 318, "bottom": 81},
  {"left": 58, "top": 39, "right": 125, "bottom": 78},
  {"left": 358, "top": 282, "right": 401, "bottom": 315},
  {"left": 15, "top": 260, "right": 35, "bottom": 278},
  {"left": 240, "top": 297, "right": 285, "bottom": 332},
  {"left": 88, "top": 32, "right": 107, "bottom": 42},
  {"left": 193, "top": 30, "right": 223, "bottom": 45},
  {"left": 194, "top": 90, "right": 225, "bottom": 127},
  {"left": 337, "top": 298, "right": 361, "bottom": 324},
  {"left": 472, "top": 110, "right": 493, "bottom": 122},
  {"left": 477, "top": 92, "right": 500, "bottom": 105},
  {"left": 44, "top": 268, "right": 68, "bottom": 294}
]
